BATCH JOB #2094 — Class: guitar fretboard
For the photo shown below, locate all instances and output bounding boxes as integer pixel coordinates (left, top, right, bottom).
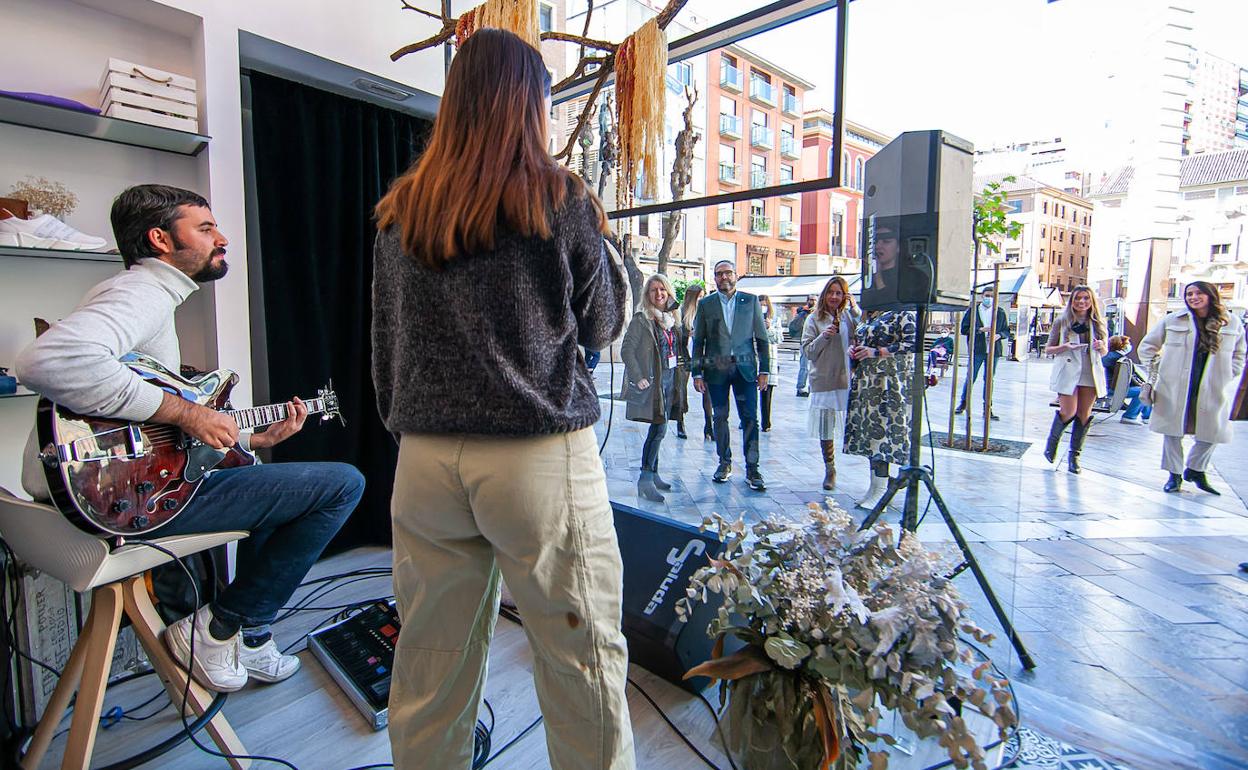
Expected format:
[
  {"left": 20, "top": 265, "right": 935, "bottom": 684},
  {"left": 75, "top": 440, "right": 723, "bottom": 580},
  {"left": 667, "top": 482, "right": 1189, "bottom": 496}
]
[{"left": 227, "top": 398, "right": 327, "bottom": 430}]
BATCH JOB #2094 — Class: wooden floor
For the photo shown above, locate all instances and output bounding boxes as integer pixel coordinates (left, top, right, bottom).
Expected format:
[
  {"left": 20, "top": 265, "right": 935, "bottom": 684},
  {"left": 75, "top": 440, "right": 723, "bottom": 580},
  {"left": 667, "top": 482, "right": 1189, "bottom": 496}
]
[{"left": 32, "top": 545, "right": 1000, "bottom": 770}]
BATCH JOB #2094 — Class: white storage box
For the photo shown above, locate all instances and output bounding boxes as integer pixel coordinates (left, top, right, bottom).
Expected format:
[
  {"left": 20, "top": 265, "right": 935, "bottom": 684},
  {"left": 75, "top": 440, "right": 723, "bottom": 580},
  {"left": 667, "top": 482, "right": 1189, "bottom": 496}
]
[{"left": 98, "top": 58, "right": 199, "bottom": 133}]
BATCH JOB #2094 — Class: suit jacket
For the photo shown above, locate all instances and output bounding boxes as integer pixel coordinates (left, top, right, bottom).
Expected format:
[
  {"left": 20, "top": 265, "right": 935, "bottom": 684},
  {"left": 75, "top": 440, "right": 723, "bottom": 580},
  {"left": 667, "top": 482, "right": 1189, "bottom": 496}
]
[
  {"left": 961, "top": 305, "right": 1011, "bottom": 358},
  {"left": 691, "top": 290, "right": 770, "bottom": 384}
]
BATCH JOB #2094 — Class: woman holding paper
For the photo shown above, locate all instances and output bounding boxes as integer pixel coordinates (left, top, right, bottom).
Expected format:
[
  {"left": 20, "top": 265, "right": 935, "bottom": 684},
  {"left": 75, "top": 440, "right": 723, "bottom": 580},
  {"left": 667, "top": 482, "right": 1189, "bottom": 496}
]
[
  {"left": 803, "top": 276, "right": 860, "bottom": 490},
  {"left": 1043, "top": 285, "right": 1108, "bottom": 474}
]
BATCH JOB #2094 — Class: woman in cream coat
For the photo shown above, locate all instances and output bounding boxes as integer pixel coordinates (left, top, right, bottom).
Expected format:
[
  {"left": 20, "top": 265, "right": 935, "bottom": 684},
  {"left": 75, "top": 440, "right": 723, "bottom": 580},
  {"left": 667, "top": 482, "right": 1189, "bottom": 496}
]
[
  {"left": 1137, "top": 281, "right": 1246, "bottom": 495},
  {"left": 1043, "top": 286, "right": 1108, "bottom": 474}
]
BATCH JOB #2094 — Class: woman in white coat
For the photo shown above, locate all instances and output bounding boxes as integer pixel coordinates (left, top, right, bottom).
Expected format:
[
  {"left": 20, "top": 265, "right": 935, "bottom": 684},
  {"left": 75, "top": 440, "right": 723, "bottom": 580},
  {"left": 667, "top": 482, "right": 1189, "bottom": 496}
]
[
  {"left": 1137, "top": 281, "right": 1246, "bottom": 494},
  {"left": 1043, "top": 286, "right": 1108, "bottom": 473}
]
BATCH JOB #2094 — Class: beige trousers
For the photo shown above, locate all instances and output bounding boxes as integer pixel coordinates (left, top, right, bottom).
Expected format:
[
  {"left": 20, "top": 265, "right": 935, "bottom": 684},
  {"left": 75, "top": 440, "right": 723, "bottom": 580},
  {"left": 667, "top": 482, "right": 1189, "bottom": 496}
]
[
  {"left": 1161, "top": 434, "right": 1216, "bottom": 474},
  {"left": 387, "top": 429, "right": 635, "bottom": 770}
]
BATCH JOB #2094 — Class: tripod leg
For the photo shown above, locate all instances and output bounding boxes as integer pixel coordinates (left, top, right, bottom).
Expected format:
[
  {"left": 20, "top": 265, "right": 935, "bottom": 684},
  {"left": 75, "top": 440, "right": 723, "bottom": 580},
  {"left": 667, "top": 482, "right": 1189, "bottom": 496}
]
[{"left": 922, "top": 475, "right": 1037, "bottom": 670}]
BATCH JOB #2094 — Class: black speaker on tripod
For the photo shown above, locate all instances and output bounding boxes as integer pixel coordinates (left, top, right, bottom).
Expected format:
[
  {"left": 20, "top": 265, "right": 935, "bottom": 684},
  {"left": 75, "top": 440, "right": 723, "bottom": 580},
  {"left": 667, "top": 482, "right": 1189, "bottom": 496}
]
[
  {"left": 859, "top": 130, "right": 974, "bottom": 311},
  {"left": 612, "top": 502, "right": 740, "bottom": 693}
]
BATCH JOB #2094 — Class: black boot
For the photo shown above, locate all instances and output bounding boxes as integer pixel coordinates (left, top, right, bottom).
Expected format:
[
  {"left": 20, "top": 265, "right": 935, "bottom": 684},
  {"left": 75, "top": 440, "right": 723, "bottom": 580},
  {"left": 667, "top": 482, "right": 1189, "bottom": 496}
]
[
  {"left": 1183, "top": 469, "right": 1220, "bottom": 496},
  {"left": 637, "top": 472, "right": 665, "bottom": 502},
  {"left": 1043, "top": 412, "right": 1074, "bottom": 464},
  {"left": 1163, "top": 473, "right": 1183, "bottom": 493},
  {"left": 761, "top": 386, "right": 773, "bottom": 432},
  {"left": 675, "top": 419, "right": 687, "bottom": 440},
  {"left": 1068, "top": 417, "right": 1090, "bottom": 474}
]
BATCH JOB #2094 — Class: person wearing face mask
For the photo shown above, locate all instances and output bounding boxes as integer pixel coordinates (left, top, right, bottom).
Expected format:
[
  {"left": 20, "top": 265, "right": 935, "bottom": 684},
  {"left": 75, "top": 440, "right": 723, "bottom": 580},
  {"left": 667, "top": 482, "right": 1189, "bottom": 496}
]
[
  {"left": 1101, "top": 335, "right": 1151, "bottom": 424},
  {"left": 622, "top": 274, "right": 684, "bottom": 503},
  {"left": 955, "top": 287, "right": 1011, "bottom": 420},
  {"left": 1137, "top": 281, "right": 1246, "bottom": 495},
  {"left": 1043, "top": 286, "right": 1108, "bottom": 473}
]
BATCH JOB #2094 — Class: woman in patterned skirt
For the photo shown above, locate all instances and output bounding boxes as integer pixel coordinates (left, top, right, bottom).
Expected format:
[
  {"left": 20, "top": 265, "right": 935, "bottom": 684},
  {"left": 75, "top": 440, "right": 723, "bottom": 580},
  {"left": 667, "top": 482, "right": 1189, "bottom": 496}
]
[{"left": 844, "top": 309, "right": 917, "bottom": 509}]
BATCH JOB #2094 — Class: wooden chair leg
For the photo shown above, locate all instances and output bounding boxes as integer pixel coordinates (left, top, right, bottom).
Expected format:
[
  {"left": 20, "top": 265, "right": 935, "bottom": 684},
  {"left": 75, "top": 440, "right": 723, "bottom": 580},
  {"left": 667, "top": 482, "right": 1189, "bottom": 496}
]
[
  {"left": 59, "top": 583, "right": 123, "bottom": 770},
  {"left": 20, "top": 610, "right": 91, "bottom": 770},
  {"left": 119, "top": 575, "right": 251, "bottom": 770}
]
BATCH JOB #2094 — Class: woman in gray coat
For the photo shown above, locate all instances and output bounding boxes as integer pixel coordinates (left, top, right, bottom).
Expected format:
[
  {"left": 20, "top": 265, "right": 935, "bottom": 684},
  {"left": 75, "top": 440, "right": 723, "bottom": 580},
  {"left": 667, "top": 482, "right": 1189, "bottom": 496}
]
[{"left": 622, "top": 273, "right": 684, "bottom": 502}]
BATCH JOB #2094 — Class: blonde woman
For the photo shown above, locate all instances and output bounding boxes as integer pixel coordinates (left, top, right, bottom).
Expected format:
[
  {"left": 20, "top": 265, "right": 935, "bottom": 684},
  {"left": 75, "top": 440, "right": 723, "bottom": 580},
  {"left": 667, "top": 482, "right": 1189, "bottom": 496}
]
[
  {"left": 621, "top": 273, "right": 683, "bottom": 502},
  {"left": 758, "top": 294, "right": 782, "bottom": 432},
  {"left": 1138, "top": 281, "right": 1246, "bottom": 494},
  {"left": 1042, "top": 286, "right": 1108, "bottom": 474},
  {"left": 672, "top": 283, "right": 705, "bottom": 440},
  {"left": 802, "top": 276, "right": 860, "bottom": 490}
]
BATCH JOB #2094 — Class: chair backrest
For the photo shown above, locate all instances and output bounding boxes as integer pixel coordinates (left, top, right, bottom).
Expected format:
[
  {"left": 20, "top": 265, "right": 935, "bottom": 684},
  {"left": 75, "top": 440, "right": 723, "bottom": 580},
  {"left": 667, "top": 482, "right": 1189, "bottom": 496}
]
[
  {"left": 0, "top": 490, "right": 247, "bottom": 593},
  {"left": 1105, "top": 359, "right": 1132, "bottom": 413}
]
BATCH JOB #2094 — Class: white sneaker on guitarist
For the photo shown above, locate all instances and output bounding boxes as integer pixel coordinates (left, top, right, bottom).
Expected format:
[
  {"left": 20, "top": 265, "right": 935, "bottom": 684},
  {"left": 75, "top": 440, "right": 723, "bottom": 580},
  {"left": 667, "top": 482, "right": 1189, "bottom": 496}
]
[
  {"left": 164, "top": 606, "right": 247, "bottom": 692},
  {"left": 239, "top": 639, "right": 301, "bottom": 683}
]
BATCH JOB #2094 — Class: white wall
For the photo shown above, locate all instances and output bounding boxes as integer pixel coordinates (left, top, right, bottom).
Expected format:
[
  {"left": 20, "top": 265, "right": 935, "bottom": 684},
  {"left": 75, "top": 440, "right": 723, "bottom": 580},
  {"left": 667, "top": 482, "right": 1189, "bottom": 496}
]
[{"left": 0, "top": 0, "right": 447, "bottom": 496}]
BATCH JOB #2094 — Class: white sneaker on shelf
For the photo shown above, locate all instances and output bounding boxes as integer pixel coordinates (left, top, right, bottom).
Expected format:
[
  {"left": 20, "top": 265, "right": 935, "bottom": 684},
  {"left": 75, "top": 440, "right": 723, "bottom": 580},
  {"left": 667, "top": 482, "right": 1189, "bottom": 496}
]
[
  {"left": 0, "top": 211, "right": 107, "bottom": 251},
  {"left": 239, "top": 638, "right": 301, "bottom": 683},
  {"left": 163, "top": 606, "right": 247, "bottom": 692}
]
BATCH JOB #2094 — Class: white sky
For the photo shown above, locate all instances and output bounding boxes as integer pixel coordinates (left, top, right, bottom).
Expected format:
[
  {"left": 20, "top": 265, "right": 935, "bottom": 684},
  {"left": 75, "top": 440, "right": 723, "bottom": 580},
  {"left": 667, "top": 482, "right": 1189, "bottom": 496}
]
[{"left": 686, "top": 0, "right": 1248, "bottom": 149}]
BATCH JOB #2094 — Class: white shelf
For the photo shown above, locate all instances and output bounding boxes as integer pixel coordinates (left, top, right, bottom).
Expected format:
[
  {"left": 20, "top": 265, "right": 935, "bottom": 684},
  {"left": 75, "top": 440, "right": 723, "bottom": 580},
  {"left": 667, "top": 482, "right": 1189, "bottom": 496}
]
[
  {"left": 0, "top": 245, "right": 121, "bottom": 263},
  {"left": 0, "top": 93, "right": 209, "bottom": 156},
  {"left": 0, "top": 386, "right": 37, "bottom": 400}
]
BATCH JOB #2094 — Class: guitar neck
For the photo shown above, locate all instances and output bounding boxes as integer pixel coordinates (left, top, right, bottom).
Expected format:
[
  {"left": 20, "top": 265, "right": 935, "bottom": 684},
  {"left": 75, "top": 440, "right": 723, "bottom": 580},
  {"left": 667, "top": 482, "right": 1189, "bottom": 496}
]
[{"left": 227, "top": 398, "right": 327, "bottom": 431}]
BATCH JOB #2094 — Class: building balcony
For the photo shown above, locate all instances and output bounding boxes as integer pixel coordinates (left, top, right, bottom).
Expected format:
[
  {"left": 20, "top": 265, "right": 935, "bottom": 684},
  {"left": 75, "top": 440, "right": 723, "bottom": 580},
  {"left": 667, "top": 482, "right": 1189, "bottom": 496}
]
[
  {"left": 748, "top": 79, "right": 776, "bottom": 107},
  {"left": 779, "top": 135, "right": 799, "bottom": 159},
  {"left": 778, "top": 221, "right": 797, "bottom": 240},
  {"left": 718, "top": 162, "right": 741, "bottom": 185},
  {"left": 749, "top": 215, "right": 771, "bottom": 235},
  {"left": 721, "top": 65, "right": 743, "bottom": 93},
  {"left": 782, "top": 92, "right": 800, "bottom": 117},
  {"left": 717, "top": 209, "right": 740, "bottom": 231},
  {"left": 719, "top": 113, "right": 742, "bottom": 139},
  {"left": 750, "top": 125, "right": 774, "bottom": 150},
  {"left": 750, "top": 169, "right": 770, "bottom": 189}
]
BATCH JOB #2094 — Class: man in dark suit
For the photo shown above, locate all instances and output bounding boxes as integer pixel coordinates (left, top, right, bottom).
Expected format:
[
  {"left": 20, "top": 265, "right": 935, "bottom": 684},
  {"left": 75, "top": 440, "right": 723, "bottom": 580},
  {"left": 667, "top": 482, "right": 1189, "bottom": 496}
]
[
  {"left": 692, "top": 260, "right": 770, "bottom": 490},
  {"left": 956, "top": 286, "right": 1012, "bottom": 420}
]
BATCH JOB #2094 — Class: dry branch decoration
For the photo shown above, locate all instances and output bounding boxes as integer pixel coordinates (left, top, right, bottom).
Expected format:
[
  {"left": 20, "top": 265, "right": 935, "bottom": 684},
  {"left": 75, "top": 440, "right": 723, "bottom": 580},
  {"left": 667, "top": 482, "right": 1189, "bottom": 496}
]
[
  {"left": 390, "top": 0, "right": 689, "bottom": 163},
  {"left": 8, "top": 176, "right": 78, "bottom": 219},
  {"left": 676, "top": 502, "right": 1017, "bottom": 770},
  {"left": 614, "top": 18, "right": 666, "bottom": 208}
]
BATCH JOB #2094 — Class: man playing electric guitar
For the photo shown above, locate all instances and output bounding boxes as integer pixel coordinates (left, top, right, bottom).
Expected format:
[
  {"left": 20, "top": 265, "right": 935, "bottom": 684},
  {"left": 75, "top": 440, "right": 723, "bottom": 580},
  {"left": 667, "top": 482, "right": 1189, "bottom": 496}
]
[{"left": 16, "top": 184, "right": 364, "bottom": 692}]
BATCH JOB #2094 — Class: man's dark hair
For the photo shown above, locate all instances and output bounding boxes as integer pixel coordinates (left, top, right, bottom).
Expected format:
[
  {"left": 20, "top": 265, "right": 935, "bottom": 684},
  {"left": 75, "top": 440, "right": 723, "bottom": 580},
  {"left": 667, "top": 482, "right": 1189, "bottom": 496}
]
[{"left": 111, "top": 184, "right": 210, "bottom": 268}]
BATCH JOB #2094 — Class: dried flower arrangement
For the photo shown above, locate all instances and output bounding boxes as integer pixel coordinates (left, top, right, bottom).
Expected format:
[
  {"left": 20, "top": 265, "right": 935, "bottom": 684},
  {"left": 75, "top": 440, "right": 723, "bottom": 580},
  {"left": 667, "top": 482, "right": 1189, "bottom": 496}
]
[
  {"left": 676, "top": 501, "right": 1017, "bottom": 770},
  {"left": 8, "top": 176, "right": 79, "bottom": 219}
]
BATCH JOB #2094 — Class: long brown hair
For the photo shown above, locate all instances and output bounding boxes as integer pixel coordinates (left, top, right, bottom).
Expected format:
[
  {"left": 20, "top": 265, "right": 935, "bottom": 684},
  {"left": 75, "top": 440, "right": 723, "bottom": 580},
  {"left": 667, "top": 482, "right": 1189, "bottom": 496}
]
[
  {"left": 815, "top": 275, "right": 857, "bottom": 322},
  {"left": 375, "top": 28, "right": 606, "bottom": 267},
  {"left": 1059, "top": 285, "right": 1107, "bottom": 340},
  {"left": 1185, "top": 281, "right": 1228, "bottom": 353},
  {"left": 680, "top": 282, "right": 704, "bottom": 331}
]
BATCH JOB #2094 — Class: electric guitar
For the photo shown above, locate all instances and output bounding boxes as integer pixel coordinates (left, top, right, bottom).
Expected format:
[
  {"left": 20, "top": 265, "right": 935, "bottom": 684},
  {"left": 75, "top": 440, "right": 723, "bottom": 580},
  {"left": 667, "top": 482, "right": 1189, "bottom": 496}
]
[{"left": 35, "top": 353, "right": 342, "bottom": 538}]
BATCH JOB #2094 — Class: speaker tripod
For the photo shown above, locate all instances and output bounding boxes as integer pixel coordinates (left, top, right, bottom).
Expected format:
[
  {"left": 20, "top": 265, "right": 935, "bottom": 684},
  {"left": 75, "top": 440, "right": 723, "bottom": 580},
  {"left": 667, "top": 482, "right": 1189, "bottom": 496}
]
[{"left": 858, "top": 306, "right": 1036, "bottom": 670}]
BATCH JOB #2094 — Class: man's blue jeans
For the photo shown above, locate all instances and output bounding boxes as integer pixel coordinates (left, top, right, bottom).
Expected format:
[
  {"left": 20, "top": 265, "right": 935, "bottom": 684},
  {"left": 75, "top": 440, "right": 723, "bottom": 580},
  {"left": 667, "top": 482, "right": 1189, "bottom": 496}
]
[
  {"left": 796, "top": 351, "right": 809, "bottom": 393},
  {"left": 154, "top": 461, "right": 364, "bottom": 630},
  {"left": 959, "top": 351, "right": 999, "bottom": 408},
  {"left": 1123, "top": 385, "right": 1153, "bottom": 420},
  {"left": 707, "top": 371, "right": 760, "bottom": 471}
]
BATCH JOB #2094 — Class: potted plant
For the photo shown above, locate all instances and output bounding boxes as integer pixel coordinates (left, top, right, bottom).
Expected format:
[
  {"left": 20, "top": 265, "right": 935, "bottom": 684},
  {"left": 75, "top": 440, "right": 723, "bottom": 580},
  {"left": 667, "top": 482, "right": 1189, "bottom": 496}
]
[{"left": 675, "top": 501, "right": 1016, "bottom": 770}]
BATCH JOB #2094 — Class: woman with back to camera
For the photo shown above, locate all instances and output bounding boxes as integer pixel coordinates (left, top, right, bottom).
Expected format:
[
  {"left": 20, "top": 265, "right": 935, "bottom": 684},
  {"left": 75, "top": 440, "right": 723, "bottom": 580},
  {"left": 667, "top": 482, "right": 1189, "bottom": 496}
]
[
  {"left": 1137, "top": 281, "right": 1245, "bottom": 494},
  {"left": 1042, "top": 286, "right": 1108, "bottom": 474},
  {"left": 803, "top": 276, "right": 860, "bottom": 491},
  {"left": 622, "top": 273, "right": 683, "bottom": 503},
  {"left": 371, "top": 29, "right": 633, "bottom": 770},
  {"left": 670, "top": 282, "right": 703, "bottom": 440},
  {"left": 758, "top": 294, "right": 782, "bottom": 432}
]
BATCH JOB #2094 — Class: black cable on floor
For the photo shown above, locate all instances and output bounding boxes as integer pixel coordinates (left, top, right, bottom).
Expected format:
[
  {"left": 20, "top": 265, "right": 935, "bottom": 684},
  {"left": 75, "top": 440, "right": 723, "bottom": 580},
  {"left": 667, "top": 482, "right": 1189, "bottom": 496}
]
[
  {"left": 628, "top": 678, "right": 723, "bottom": 770},
  {"left": 480, "top": 714, "right": 542, "bottom": 768}
]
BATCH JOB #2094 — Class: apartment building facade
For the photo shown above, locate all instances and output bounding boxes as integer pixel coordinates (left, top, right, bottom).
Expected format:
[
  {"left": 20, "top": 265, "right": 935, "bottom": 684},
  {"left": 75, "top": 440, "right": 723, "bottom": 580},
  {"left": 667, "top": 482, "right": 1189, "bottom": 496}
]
[
  {"left": 983, "top": 174, "right": 1094, "bottom": 293},
  {"left": 705, "top": 45, "right": 814, "bottom": 276},
  {"left": 797, "top": 110, "right": 889, "bottom": 276}
]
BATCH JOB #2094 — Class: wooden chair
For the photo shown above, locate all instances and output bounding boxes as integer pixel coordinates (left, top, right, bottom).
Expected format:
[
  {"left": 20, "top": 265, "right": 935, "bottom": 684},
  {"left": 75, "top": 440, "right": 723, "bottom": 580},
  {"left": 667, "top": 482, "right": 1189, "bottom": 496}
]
[{"left": 0, "top": 491, "right": 251, "bottom": 769}]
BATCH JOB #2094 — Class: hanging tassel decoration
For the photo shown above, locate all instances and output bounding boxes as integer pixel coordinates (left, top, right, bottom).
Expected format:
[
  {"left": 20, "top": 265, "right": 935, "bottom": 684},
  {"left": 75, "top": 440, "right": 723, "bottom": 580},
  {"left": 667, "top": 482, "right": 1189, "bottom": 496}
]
[
  {"left": 614, "top": 17, "right": 667, "bottom": 208},
  {"left": 455, "top": 0, "right": 541, "bottom": 50}
]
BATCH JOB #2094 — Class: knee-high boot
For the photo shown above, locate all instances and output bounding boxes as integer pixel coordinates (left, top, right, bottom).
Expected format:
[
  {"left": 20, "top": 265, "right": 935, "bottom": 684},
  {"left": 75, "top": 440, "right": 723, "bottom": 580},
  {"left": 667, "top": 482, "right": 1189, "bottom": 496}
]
[
  {"left": 820, "top": 440, "right": 836, "bottom": 490},
  {"left": 1068, "top": 416, "right": 1091, "bottom": 474},
  {"left": 1043, "top": 411, "right": 1074, "bottom": 464}
]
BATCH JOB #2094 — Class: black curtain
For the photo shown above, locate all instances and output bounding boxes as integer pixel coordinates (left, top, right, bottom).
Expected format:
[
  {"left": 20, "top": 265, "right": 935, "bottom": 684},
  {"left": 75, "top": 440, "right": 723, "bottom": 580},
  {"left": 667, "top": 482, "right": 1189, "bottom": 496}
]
[{"left": 248, "top": 71, "right": 430, "bottom": 551}]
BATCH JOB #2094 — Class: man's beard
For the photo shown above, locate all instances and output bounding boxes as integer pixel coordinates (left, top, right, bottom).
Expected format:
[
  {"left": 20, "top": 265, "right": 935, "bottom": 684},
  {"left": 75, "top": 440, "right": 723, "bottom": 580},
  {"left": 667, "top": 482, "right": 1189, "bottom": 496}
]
[{"left": 172, "top": 235, "right": 228, "bottom": 282}]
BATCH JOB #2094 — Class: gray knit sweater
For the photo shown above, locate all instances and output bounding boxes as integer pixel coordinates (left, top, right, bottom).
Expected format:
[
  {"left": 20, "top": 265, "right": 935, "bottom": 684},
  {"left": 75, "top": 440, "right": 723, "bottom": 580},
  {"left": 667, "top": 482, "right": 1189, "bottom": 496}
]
[{"left": 371, "top": 192, "right": 627, "bottom": 436}]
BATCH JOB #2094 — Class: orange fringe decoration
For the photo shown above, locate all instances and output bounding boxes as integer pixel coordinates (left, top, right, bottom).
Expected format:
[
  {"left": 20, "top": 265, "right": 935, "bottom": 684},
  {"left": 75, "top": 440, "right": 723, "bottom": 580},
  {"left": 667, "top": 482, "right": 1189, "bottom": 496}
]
[
  {"left": 614, "top": 18, "right": 667, "bottom": 208},
  {"left": 454, "top": 0, "right": 541, "bottom": 50}
]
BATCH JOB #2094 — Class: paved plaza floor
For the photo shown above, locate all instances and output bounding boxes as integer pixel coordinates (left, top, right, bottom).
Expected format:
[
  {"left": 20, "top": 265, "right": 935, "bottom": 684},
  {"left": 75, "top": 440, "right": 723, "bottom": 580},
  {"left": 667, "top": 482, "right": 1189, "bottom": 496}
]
[{"left": 590, "top": 353, "right": 1248, "bottom": 770}]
